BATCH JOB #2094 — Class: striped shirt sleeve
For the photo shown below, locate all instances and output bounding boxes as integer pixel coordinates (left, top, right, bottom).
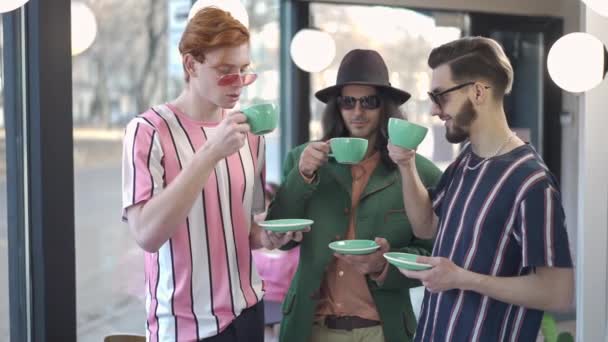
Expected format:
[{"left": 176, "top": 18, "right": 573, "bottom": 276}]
[
  {"left": 428, "top": 161, "right": 456, "bottom": 215},
  {"left": 515, "top": 181, "right": 573, "bottom": 269},
  {"left": 121, "top": 118, "right": 165, "bottom": 221}
]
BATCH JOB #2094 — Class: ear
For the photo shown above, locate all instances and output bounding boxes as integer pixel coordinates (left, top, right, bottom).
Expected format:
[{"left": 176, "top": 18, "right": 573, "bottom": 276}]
[
  {"left": 471, "top": 82, "right": 489, "bottom": 106},
  {"left": 183, "top": 54, "right": 197, "bottom": 79}
]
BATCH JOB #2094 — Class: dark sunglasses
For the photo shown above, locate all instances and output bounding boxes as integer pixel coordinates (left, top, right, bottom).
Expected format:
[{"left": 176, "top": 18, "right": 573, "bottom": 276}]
[
  {"left": 217, "top": 73, "right": 258, "bottom": 87},
  {"left": 337, "top": 95, "right": 381, "bottom": 110},
  {"left": 428, "top": 82, "right": 490, "bottom": 109}
]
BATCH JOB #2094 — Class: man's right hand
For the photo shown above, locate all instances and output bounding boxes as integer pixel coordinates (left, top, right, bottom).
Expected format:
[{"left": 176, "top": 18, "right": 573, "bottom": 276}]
[
  {"left": 298, "top": 141, "right": 330, "bottom": 179},
  {"left": 388, "top": 143, "right": 417, "bottom": 169},
  {"left": 204, "top": 112, "right": 251, "bottom": 161}
]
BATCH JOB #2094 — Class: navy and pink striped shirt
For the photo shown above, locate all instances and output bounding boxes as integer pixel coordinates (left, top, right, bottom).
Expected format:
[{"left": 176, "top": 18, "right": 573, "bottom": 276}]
[
  {"left": 122, "top": 104, "right": 266, "bottom": 341},
  {"left": 415, "top": 143, "right": 572, "bottom": 342}
]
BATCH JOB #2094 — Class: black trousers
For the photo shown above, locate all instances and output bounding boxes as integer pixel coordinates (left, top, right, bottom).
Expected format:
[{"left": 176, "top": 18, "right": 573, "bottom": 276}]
[{"left": 200, "top": 300, "right": 265, "bottom": 342}]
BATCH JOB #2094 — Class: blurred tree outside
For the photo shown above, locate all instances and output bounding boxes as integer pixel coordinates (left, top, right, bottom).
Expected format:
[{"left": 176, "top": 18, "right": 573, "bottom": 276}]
[{"left": 72, "top": 0, "right": 279, "bottom": 128}]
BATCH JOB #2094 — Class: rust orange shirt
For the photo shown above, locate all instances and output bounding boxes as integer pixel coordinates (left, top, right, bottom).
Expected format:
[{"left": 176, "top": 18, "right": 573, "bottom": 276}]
[{"left": 315, "top": 151, "right": 382, "bottom": 321}]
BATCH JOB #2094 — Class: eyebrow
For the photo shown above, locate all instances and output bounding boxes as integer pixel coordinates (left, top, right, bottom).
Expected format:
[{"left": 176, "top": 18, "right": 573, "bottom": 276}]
[{"left": 215, "top": 63, "right": 251, "bottom": 69}]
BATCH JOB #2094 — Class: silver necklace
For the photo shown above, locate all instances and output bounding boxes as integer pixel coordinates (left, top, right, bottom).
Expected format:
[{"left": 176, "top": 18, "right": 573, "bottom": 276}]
[{"left": 467, "top": 132, "right": 516, "bottom": 170}]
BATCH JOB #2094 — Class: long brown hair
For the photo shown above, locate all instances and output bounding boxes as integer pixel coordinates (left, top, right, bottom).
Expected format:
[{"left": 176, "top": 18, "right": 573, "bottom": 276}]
[{"left": 321, "top": 88, "right": 404, "bottom": 169}]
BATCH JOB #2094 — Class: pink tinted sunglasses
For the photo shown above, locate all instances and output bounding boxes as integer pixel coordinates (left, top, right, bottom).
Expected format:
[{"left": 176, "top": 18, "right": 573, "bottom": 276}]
[{"left": 217, "top": 73, "right": 258, "bottom": 87}]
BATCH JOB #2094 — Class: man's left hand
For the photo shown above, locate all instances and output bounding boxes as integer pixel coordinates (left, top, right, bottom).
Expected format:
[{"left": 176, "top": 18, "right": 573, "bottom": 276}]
[
  {"left": 399, "top": 256, "right": 469, "bottom": 293},
  {"left": 334, "top": 237, "right": 390, "bottom": 275},
  {"left": 260, "top": 226, "right": 310, "bottom": 250}
]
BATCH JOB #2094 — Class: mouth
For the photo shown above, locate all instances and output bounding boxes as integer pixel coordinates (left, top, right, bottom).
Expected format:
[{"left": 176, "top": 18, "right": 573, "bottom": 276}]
[
  {"left": 350, "top": 120, "right": 368, "bottom": 127},
  {"left": 227, "top": 94, "right": 240, "bottom": 102}
]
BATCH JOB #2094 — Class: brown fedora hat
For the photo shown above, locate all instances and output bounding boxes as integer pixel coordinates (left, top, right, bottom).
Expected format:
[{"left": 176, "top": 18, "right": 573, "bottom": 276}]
[{"left": 315, "top": 49, "right": 411, "bottom": 104}]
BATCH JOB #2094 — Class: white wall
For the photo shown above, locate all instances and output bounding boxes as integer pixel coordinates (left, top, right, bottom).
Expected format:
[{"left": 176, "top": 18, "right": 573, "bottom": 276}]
[{"left": 576, "top": 6, "right": 608, "bottom": 341}]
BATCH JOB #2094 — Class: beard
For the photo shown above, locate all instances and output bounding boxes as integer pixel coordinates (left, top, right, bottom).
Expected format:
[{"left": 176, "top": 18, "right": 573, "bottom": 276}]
[{"left": 445, "top": 99, "right": 477, "bottom": 143}]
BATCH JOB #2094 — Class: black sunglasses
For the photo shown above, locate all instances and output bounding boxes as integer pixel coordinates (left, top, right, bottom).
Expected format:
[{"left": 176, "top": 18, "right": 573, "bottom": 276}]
[
  {"left": 337, "top": 95, "right": 381, "bottom": 110},
  {"left": 428, "top": 82, "right": 490, "bottom": 109}
]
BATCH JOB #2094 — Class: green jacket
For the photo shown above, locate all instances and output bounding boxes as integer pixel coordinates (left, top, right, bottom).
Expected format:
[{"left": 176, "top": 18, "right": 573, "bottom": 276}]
[{"left": 266, "top": 143, "right": 442, "bottom": 342}]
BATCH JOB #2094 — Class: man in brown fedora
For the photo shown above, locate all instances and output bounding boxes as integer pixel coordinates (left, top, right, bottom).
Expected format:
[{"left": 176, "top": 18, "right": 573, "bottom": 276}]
[{"left": 266, "top": 49, "right": 442, "bottom": 342}]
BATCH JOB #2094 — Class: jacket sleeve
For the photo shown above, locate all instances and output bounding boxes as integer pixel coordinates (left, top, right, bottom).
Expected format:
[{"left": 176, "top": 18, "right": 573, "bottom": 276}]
[
  {"left": 369, "top": 155, "right": 443, "bottom": 290},
  {"left": 266, "top": 145, "right": 320, "bottom": 250}
]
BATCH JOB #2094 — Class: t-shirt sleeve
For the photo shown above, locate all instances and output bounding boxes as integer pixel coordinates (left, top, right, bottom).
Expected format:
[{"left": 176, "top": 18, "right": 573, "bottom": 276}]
[
  {"left": 427, "top": 161, "right": 457, "bottom": 216},
  {"left": 514, "top": 181, "right": 573, "bottom": 270},
  {"left": 121, "top": 119, "right": 165, "bottom": 221}
]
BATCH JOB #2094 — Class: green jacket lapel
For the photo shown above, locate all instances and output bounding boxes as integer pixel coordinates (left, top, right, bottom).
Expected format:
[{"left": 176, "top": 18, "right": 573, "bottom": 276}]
[{"left": 360, "top": 162, "right": 398, "bottom": 201}]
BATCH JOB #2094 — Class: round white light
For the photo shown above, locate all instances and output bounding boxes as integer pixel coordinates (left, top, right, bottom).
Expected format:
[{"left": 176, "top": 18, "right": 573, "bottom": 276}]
[
  {"left": 290, "top": 29, "right": 336, "bottom": 73},
  {"left": 0, "top": 0, "right": 29, "bottom": 14},
  {"left": 582, "top": 0, "right": 608, "bottom": 17},
  {"left": 71, "top": 2, "right": 98, "bottom": 56},
  {"left": 188, "top": 0, "right": 249, "bottom": 28},
  {"left": 548, "top": 32, "right": 607, "bottom": 93}
]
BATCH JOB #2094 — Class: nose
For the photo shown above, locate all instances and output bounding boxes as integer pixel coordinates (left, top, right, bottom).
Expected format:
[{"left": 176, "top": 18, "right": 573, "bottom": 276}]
[
  {"left": 352, "top": 101, "right": 364, "bottom": 114},
  {"left": 233, "top": 75, "right": 244, "bottom": 87},
  {"left": 430, "top": 102, "right": 442, "bottom": 117}
]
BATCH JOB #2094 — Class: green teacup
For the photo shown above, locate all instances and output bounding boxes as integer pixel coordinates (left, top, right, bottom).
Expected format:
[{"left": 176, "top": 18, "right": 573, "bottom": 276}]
[
  {"left": 329, "top": 137, "right": 368, "bottom": 164},
  {"left": 242, "top": 103, "right": 278, "bottom": 135},
  {"left": 388, "top": 118, "right": 428, "bottom": 149}
]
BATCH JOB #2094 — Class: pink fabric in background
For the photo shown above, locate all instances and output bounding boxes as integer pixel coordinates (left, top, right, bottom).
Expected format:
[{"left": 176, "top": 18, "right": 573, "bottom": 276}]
[{"left": 252, "top": 246, "right": 300, "bottom": 303}]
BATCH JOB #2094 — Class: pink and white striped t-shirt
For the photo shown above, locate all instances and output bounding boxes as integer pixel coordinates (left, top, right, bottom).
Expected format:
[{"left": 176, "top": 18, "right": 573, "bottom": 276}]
[{"left": 122, "top": 103, "right": 266, "bottom": 342}]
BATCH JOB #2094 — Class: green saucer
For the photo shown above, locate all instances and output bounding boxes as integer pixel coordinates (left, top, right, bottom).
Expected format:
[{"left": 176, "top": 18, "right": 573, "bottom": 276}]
[
  {"left": 258, "top": 219, "right": 313, "bottom": 233},
  {"left": 383, "top": 252, "right": 432, "bottom": 271},
  {"left": 328, "top": 240, "right": 379, "bottom": 255}
]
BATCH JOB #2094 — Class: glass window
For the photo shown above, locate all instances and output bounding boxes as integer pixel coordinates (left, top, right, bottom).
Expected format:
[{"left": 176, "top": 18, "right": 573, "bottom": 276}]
[
  {"left": 310, "top": 4, "right": 465, "bottom": 170},
  {"left": 0, "top": 15, "right": 9, "bottom": 342},
  {"left": 73, "top": 0, "right": 164, "bottom": 339},
  {"left": 242, "top": 0, "right": 281, "bottom": 184},
  {"left": 72, "top": 0, "right": 280, "bottom": 340}
]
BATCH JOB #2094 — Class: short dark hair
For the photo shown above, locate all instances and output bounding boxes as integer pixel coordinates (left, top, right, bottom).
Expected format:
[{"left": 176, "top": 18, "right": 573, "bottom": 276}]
[
  {"left": 428, "top": 36, "right": 514, "bottom": 98},
  {"left": 321, "top": 88, "right": 403, "bottom": 169}
]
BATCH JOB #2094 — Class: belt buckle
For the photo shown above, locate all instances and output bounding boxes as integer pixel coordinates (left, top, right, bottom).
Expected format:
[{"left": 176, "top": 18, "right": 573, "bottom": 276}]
[
  {"left": 327, "top": 315, "right": 354, "bottom": 331},
  {"left": 343, "top": 316, "right": 354, "bottom": 331}
]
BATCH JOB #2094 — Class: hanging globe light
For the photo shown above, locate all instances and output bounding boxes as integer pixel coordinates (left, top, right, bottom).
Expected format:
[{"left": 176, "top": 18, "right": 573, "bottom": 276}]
[
  {"left": 548, "top": 32, "right": 608, "bottom": 93},
  {"left": 71, "top": 2, "right": 98, "bottom": 56},
  {"left": 188, "top": 0, "right": 249, "bottom": 28},
  {"left": 290, "top": 28, "right": 336, "bottom": 73},
  {"left": 0, "top": 0, "right": 29, "bottom": 14}
]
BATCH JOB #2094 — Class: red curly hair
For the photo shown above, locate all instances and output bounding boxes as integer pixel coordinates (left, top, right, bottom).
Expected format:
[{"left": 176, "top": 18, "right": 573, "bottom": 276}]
[{"left": 179, "top": 6, "right": 250, "bottom": 82}]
